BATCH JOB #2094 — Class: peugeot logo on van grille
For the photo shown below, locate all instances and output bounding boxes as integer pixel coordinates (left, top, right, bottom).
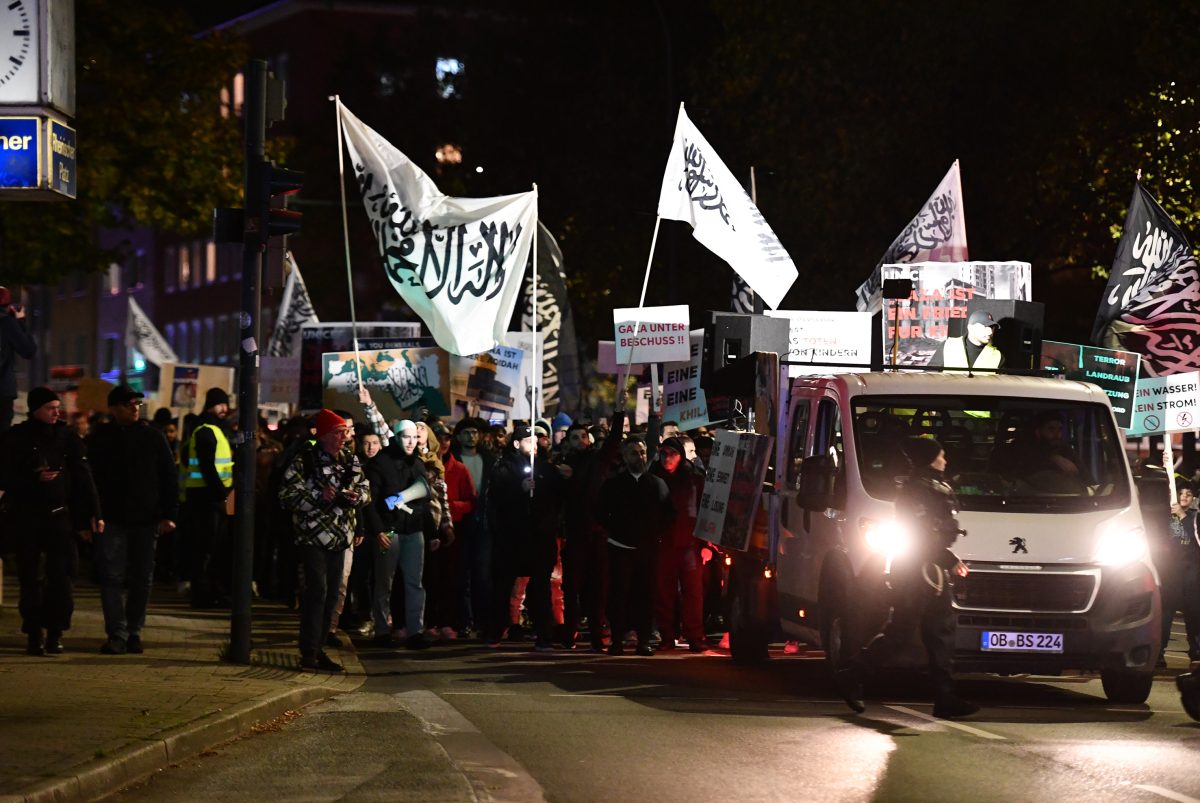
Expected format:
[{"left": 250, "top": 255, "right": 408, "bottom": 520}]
[{"left": 1009, "top": 537, "right": 1028, "bottom": 554}]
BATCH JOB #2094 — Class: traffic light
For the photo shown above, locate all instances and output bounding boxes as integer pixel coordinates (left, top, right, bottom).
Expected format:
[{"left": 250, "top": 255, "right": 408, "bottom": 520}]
[{"left": 263, "top": 161, "right": 303, "bottom": 238}]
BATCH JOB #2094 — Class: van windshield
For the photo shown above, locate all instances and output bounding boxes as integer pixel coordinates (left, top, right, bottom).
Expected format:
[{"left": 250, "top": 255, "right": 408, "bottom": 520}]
[{"left": 852, "top": 395, "right": 1131, "bottom": 512}]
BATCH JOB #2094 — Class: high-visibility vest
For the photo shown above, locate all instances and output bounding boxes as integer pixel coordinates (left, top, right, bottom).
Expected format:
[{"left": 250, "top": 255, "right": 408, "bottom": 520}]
[
  {"left": 185, "top": 423, "right": 233, "bottom": 489},
  {"left": 942, "top": 337, "right": 1002, "bottom": 371}
]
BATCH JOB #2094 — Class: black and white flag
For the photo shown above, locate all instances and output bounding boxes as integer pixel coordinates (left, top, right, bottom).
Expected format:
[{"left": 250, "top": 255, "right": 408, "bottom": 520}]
[
  {"left": 855, "top": 161, "right": 968, "bottom": 313},
  {"left": 338, "top": 102, "right": 537, "bottom": 356},
  {"left": 1093, "top": 182, "right": 1200, "bottom": 377},
  {"left": 520, "top": 221, "right": 581, "bottom": 414},
  {"left": 267, "top": 252, "right": 319, "bottom": 358},
  {"left": 125, "top": 297, "right": 177, "bottom": 367}
]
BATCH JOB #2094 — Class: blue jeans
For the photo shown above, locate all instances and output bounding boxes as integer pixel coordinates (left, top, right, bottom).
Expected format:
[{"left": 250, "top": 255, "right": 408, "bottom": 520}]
[
  {"left": 95, "top": 523, "right": 159, "bottom": 642},
  {"left": 298, "top": 545, "right": 348, "bottom": 658},
  {"left": 373, "top": 531, "right": 425, "bottom": 637}
]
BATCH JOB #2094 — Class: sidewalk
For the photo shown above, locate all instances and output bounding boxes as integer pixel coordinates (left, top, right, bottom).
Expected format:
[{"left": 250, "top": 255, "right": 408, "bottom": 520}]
[{"left": 0, "top": 577, "right": 365, "bottom": 802}]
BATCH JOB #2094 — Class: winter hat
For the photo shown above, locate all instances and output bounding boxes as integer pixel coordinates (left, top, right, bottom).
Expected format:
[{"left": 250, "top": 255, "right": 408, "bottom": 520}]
[
  {"left": 533, "top": 421, "right": 551, "bottom": 438},
  {"left": 394, "top": 419, "right": 418, "bottom": 436},
  {"left": 903, "top": 435, "right": 943, "bottom": 468},
  {"left": 660, "top": 436, "right": 685, "bottom": 456},
  {"left": 203, "top": 387, "right": 230, "bottom": 410},
  {"left": 314, "top": 408, "right": 350, "bottom": 438},
  {"left": 107, "top": 384, "right": 145, "bottom": 407},
  {"left": 552, "top": 412, "right": 572, "bottom": 431},
  {"left": 511, "top": 425, "right": 532, "bottom": 442},
  {"left": 27, "top": 386, "right": 59, "bottom": 413}
]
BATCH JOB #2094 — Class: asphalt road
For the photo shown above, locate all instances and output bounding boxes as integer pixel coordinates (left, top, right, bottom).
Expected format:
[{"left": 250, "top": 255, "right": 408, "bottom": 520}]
[{"left": 109, "top": 624, "right": 1200, "bottom": 803}]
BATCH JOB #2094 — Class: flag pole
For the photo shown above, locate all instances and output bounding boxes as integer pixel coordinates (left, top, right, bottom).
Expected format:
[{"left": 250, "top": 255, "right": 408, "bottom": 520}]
[
  {"left": 530, "top": 184, "right": 539, "bottom": 494},
  {"left": 618, "top": 102, "right": 685, "bottom": 411},
  {"left": 331, "top": 94, "right": 363, "bottom": 388}
]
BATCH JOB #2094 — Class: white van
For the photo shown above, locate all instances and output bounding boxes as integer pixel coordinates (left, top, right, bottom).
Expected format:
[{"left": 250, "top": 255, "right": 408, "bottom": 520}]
[{"left": 727, "top": 371, "right": 1161, "bottom": 703}]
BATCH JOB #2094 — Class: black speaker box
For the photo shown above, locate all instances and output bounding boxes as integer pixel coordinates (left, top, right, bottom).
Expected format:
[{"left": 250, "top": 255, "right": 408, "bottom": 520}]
[
  {"left": 950, "top": 299, "right": 1045, "bottom": 370},
  {"left": 701, "top": 312, "right": 790, "bottom": 393}
]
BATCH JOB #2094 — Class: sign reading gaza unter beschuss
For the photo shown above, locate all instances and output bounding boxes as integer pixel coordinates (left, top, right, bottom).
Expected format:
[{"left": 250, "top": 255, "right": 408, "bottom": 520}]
[{"left": 0, "top": 115, "right": 76, "bottom": 200}]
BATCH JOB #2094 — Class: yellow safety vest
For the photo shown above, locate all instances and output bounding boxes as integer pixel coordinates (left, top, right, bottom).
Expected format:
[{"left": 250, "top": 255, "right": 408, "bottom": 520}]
[
  {"left": 942, "top": 337, "right": 1002, "bottom": 371},
  {"left": 185, "top": 423, "right": 234, "bottom": 489}
]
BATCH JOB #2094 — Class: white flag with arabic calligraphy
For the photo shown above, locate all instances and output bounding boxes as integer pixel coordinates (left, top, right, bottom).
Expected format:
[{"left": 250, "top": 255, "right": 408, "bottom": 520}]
[
  {"left": 125, "top": 296, "right": 177, "bottom": 367},
  {"left": 854, "top": 161, "right": 968, "bottom": 314},
  {"left": 267, "top": 252, "right": 319, "bottom": 358},
  {"left": 338, "top": 102, "right": 538, "bottom": 356},
  {"left": 656, "top": 106, "right": 798, "bottom": 310}
]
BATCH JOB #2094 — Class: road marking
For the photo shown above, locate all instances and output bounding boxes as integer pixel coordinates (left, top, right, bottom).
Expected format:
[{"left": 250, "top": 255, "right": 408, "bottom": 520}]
[
  {"left": 442, "top": 691, "right": 517, "bottom": 696},
  {"left": 1135, "top": 784, "right": 1200, "bottom": 803},
  {"left": 549, "top": 693, "right": 624, "bottom": 698},
  {"left": 885, "top": 705, "right": 1006, "bottom": 740},
  {"left": 396, "top": 690, "right": 546, "bottom": 802}
]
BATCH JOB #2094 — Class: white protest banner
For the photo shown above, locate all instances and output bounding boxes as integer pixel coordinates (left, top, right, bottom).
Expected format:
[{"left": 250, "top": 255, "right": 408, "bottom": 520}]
[
  {"left": 267, "top": 252, "right": 319, "bottom": 358},
  {"left": 502, "top": 331, "right": 543, "bottom": 420},
  {"left": 159, "top": 363, "right": 235, "bottom": 415},
  {"left": 126, "top": 297, "right": 178, "bottom": 367},
  {"left": 1128, "top": 370, "right": 1200, "bottom": 436},
  {"left": 613, "top": 304, "right": 690, "bottom": 365},
  {"left": 663, "top": 329, "right": 709, "bottom": 428},
  {"left": 260, "top": 356, "right": 301, "bottom": 405},
  {"left": 339, "top": 102, "right": 537, "bottom": 356},
  {"left": 693, "top": 429, "right": 774, "bottom": 551},
  {"left": 766, "top": 310, "right": 873, "bottom": 377},
  {"left": 450, "top": 345, "right": 524, "bottom": 414},
  {"left": 657, "top": 106, "right": 798, "bottom": 309}
]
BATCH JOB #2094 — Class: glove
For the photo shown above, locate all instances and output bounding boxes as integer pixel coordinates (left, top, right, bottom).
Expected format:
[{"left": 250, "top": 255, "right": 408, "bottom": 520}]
[{"left": 385, "top": 493, "right": 404, "bottom": 510}]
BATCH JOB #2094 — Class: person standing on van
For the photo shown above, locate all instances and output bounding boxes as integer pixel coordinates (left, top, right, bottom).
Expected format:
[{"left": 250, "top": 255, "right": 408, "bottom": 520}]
[
  {"left": 931, "top": 310, "right": 1003, "bottom": 372},
  {"left": 836, "top": 435, "right": 978, "bottom": 719}
]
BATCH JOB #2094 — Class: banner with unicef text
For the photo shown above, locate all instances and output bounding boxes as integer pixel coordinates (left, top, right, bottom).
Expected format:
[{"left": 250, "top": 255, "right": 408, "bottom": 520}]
[
  {"left": 339, "top": 102, "right": 537, "bottom": 356},
  {"left": 766, "top": 310, "right": 872, "bottom": 377},
  {"left": 881, "top": 261, "right": 1031, "bottom": 367}
]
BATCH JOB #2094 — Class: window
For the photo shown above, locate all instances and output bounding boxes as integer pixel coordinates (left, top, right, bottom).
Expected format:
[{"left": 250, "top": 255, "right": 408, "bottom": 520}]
[
  {"left": 106, "top": 263, "right": 121, "bottom": 295},
  {"left": 75, "top": 335, "right": 88, "bottom": 365},
  {"left": 787, "top": 399, "right": 811, "bottom": 490},
  {"left": 164, "top": 246, "right": 176, "bottom": 292},
  {"left": 165, "top": 323, "right": 176, "bottom": 353},
  {"left": 178, "top": 245, "right": 190, "bottom": 289},
  {"left": 435, "top": 57, "right": 464, "bottom": 99},
  {"left": 232, "top": 71, "right": 244, "bottom": 117},
  {"left": 191, "top": 242, "right": 203, "bottom": 288},
  {"left": 176, "top": 322, "right": 188, "bottom": 363},
  {"left": 203, "top": 317, "right": 215, "bottom": 363},
  {"left": 205, "top": 240, "right": 217, "bottom": 284},
  {"left": 127, "top": 249, "right": 145, "bottom": 290},
  {"left": 216, "top": 314, "right": 229, "bottom": 363},
  {"left": 191, "top": 319, "right": 201, "bottom": 362},
  {"left": 104, "top": 335, "right": 118, "bottom": 372}
]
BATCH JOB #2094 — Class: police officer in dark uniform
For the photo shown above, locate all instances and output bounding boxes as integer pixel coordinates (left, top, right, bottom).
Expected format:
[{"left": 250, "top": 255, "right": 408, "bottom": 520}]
[{"left": 836, "top": 435, "right": 978, "bottom": 719}]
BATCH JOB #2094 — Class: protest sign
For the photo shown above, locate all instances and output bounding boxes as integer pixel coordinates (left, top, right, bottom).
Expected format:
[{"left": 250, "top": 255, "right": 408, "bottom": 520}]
[
  {"left": 299, "top": 322, "right": 422, "bottom": 411},
  {"left": 880, "top": 262, "right": 1031, "bottom": 367},
  {"left": 323, "top": 347, "right": 451, "bottom": 420},
  {"left": 450, "top": 345, "right": 524, "bottom": 416},
  {"left": 1040, "top": 340, "right": 1141, "bottom": 430},
  {"left": 260, "top": 356, "right": 302, "bottom": 406},
  {"left": 159, "top": 363, "right": 236, "bottom": 415},
  {"left": 502, "top": 331, "right": 542, "bottom": 420},
  {"left": 766, "top": 310, "right": 872, "bottom": 377},
  {"left": 596, "top": 340, "right": 647, "bottom": 375},
  {"left": 613, "top": 304, "right": 690, "bottom": 364},
  {"left": 663, "top": 329, "right": 709, "bottom": 428},
  {"left": 1127, "top": 371, "right": 1200, "bottom": 437},
  {"left": 694, "top": 429, "right": 773, "bottom": 551}
]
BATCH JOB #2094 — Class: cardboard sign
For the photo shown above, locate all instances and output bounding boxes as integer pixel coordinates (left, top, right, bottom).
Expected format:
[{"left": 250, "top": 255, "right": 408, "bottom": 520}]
[
  {"left": 663, "top": 329, "right": 710, "bottom": 428},
  {"left": 260, "top": 356, "right": 301, "bottom": 406},
  {"left": 612, "top": 304, "right": 690, "bottom": 364},
  {"left": 694, "top": 429, "right": 773, "bottom": 551},
  {"left": 1040, "top": 340, "right": 1141, "bottom": 430},
  {"left": 767, "top": 310, "right": 873, "bottom": 377},
  {"left": 596, "top": 340, "right": 647, "bottom": 374},
  {"left": 1128, "top": 371, "right": 1200, "bottom": 436},
  {"left": 502, "top": 331, "right": 542, "bottom": 420},
  {"left": 299, "top": 322, "right": 422, "bottom": 411},
  {"left": 450, "top": 345, "right": 525, "bottom": 414},
  {"left": 323, "top": 347, "right": 452, "bottom": 420},
  {"left": 158, "top": 363, "right": 236, "bottom": 415}
]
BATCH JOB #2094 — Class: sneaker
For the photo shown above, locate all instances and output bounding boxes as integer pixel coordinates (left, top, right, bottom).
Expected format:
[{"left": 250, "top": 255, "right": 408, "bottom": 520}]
[
  {"left": 26, "top": 631, "right": 44, "bottom": 657},
  {"left": 405, "top": 633, "right": 433, "bottom": 650},
  {"left": 657, "top": 640, "right": 677, "bottom": 652},
  {"left": 635, "top": 643, "right": 655, "bottom": 657},
  {"left": 485, "top": 640, "right": 502, "bottom": 649},
  {"left": 326, "top": 632, "right": 344, "bottom": 649},
  {"left": 932, "top": 696, "right": 979, "bottom": 720},
  {"left": 533, "top": 641, "right": 556, "bottom": 653},
  {"left": 315, "top": 652, "right": 345, "bottom": 672},
  {"left": 834, "top": 668, "right": 866, "bottom": 714},
  {"left": 127, "top": 635, "right": 144, "bottom": 654},
  {"left": 589, "top": 644, "right": 607, "bottom": 654},
  {"left": 44, "top": 632, "right": 64, "bottom": 655},
  {"left": 390, "top": 628, "right": 409, "bottom": 643},
  {"left": 101, "top": 638, "right": 128, "bottom": 655},
  {"left": 606, "top": 643, "right": 624, "bottom": 657},
  {"left": 371, "top": 634, "right": 394, "bottom": 647},
  {"left": 440, "top": 626, "right": 459, "bottom": 641},
  {"left": 688, "top": 641, "right": 707, "bottom": 653},
  {"left": 299, "top": 654, "right": 319, "bottom": 671},
  {"left": 176, "top": 580, "right": 191, "bottom": 596}
]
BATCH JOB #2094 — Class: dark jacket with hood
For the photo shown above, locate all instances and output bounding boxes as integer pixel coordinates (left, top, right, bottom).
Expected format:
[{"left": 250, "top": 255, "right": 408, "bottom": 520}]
[
  {"left": 87, "top": 419, "right": 179, "bottom": 527},
  {"left": 363, "top": 448, "right": 429, "bottom": 537},
  {"left": 0, "top": 418, "right": 100, "bottom": 530}
]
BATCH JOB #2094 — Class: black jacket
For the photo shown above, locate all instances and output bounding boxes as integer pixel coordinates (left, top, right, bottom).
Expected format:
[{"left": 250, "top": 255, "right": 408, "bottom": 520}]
[
  {"left": 363, "top": 450, "right": 428, "bottom": 536},
  {"left": 87, "top": 420, "right": 179, "bottom": 526},
  {"left": 598, "top": 468, "right": 674, "bottom": 550},
  {"left": 894, "top": 467, "right": 962, "bottom": 572},
  {"left": 0, "top": 312, "right": 36, "bottom": 399},
  {"left": 0, "top": 419, "right": 99, "bottom": 530},
  {"left": 486, "top": 448, "right": 565, "bottom": 573}
]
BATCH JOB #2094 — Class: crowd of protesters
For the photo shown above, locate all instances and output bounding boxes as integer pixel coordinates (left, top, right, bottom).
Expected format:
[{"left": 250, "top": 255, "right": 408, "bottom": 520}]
[{"left": 0, "top": 378, "right": 729, "bottom": 671}]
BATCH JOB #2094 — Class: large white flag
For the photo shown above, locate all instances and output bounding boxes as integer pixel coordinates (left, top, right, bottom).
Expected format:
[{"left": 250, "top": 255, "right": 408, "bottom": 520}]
[
  {"left": 267, "top": 252, "right": 319, "bottom": 358},
  {"left": 854, "top": 161, "right": 968, "bottom": 313},
  {"left": 657, "top": 106, "right": 797, "bottom": 310},
  {"left": 338, "top": 102, "right": 538, "bottom": 356},
  {"left": 125, "top": 297, "right": 177, "bottom": 367}
]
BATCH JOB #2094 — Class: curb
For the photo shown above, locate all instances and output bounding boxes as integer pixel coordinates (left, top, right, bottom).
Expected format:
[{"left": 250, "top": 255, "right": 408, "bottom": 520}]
[{"left": 3, "top": 672, "right": 365, "bottom": 803}]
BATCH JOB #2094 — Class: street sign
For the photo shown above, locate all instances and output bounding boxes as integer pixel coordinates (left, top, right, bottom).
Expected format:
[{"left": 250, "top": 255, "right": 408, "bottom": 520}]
[
  {"left": 1128, "top": 370, "right": 1200, "bottom": 436},
  {"left": 48, "top": 119, "right": 75, "bottom": 198},
  {"left": 0, "top": 116, "right": 39, "bottom": 189},
  {"left": 1040, "top": 340, "right": 1141, "bottom": 430},
  {"left": 0, "top": 115, "right": 76, "bottom": 199}
]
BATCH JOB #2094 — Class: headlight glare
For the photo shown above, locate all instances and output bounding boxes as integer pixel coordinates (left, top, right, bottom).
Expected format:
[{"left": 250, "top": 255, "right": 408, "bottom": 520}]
[
  {"left": 1094, "top": 526, "right": 1147, "bottom": 567},
  {"left": 861, "top": 517, "right": 912, "bottom": 559}
]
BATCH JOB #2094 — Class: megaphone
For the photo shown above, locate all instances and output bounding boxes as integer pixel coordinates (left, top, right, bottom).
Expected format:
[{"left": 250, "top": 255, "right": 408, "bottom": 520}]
[{"left": 387, "top": 477, "right": 429, "bottom": 513}]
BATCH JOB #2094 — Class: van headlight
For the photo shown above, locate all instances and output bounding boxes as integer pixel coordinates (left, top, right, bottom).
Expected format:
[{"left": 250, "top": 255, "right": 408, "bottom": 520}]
[
  {"left": 1093, "top": 526, "right": 1147, "bottom": 567},
  {"left": 860, "top": 517, "right": 912, "bottom": 559}
]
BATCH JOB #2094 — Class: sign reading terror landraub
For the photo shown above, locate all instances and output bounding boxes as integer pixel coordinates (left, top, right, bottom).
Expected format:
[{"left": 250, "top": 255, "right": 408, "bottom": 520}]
[
  {"left": 1128, "top": 370, "right": 1200, "bottom": 436},
  {"left": 613, "top": 304, "right": 690, "bottom": 364},
  {"left": 1040, "top": 340, "right": 1141, "bottom": 430}
]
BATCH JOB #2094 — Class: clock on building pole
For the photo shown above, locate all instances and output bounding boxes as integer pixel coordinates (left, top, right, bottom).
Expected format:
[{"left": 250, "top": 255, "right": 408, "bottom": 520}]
[{"left": 0, "top": 0, "right": 39, "bottom": 105}]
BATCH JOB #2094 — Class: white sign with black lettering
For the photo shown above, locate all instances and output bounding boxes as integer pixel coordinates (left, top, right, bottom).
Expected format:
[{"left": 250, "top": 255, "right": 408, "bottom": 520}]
[
  {"left": 767, "top": 310, "right": 873, "bottom": 377},
  {"left": 663, "top": 329, "right": 709, "bottom": 428},
  {"left": 1129, "top": 370, "right": 1200, "bottom": 436}
]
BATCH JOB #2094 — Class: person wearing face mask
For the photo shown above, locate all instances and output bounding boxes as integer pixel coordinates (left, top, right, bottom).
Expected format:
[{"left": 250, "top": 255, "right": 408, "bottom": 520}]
[
  {"left": 363, "top": 419, "right": 432, "bottom": 650},
  {"left": 278, "top": 409, "right": 370, "bottom": 671},
  {"left": 836, "top": 436, "right": 977, "bottom": 719},
  {"left": 0, "top": 387, "right": 103, "bottom": 656}
]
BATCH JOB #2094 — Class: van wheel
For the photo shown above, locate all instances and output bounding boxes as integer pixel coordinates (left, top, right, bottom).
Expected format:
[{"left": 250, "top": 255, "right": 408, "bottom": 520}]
[
  {"left": 820, "top": 590, "right": 849, "bottom": 674},
  {"left": 728, "top": 559, "right": 770, "bottom": 664},
  {"left": 1100, "top": 669, "right": 1154, "bottom": 704}
]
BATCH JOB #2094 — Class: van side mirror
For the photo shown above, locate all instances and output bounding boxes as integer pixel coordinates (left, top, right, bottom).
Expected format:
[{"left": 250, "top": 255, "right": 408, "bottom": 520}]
[{"left": 797, "top": 454, "right": 837, "bottom": 510}]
